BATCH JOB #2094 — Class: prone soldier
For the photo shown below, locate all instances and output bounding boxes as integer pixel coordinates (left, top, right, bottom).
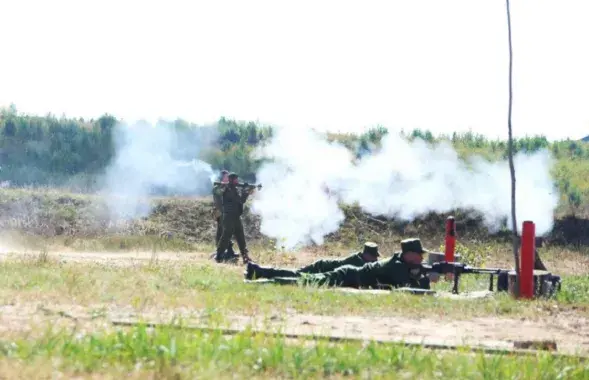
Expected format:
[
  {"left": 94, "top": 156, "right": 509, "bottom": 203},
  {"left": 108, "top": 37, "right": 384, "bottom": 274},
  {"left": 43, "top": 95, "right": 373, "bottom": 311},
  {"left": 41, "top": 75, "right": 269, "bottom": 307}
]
[
  {"left": 259, "top": 238, "right": 437, "bottom": 290},
  {"left": 244, "top": 242, "right": 381, "bottom": 280}
]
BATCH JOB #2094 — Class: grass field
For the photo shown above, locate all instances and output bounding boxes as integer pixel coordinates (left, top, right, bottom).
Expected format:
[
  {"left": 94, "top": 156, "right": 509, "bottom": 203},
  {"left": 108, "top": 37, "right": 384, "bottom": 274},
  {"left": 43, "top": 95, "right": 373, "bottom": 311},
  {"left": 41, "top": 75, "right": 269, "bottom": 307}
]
[
  {"left": 0, "top": 247, "right": 588, "bottom": 378},
  {"left": 1, "top": 189, "right": 589, "bottom": 378}
]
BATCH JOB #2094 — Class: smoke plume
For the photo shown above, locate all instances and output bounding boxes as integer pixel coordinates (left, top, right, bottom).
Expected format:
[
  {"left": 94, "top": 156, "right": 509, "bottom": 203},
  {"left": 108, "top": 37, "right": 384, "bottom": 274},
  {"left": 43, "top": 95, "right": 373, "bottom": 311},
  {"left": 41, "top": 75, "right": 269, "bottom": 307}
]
[
  {"left": 250, "top": 127, "right": 559, "bottom": 249},
  {"left": 99, "top": 120, "right": 218, "bottom": 220},
  {"left": 250, "top": 127, "right": 353, "bottom": 249}
]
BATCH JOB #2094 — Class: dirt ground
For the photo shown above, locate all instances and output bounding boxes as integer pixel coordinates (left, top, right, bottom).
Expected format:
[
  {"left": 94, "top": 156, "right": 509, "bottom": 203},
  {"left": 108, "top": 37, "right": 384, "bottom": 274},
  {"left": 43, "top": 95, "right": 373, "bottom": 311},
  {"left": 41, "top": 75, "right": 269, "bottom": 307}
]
[{"left": 1, "top": 249, "right": 588, "bottom": 357}]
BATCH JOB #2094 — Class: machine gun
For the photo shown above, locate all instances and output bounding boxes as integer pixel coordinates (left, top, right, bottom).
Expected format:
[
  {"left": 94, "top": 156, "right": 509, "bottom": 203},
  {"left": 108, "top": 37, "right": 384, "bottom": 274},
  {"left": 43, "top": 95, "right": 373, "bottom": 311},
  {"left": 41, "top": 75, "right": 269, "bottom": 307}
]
[
  {"left": 420, "top": 261, "right": 561, "bottom": 297},
  {"left": 213, "top": 181, "right": 263, "bottom": 191}
]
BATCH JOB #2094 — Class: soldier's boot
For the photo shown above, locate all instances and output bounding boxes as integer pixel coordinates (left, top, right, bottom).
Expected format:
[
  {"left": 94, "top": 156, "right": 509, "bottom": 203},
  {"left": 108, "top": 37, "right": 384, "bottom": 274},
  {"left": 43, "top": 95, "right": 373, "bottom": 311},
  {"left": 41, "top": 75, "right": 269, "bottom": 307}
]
[
  {"left": 244, "top": 261, "right": 260, "bottom": 280},
  {"left": 215, "top": 250, "right": 239, "bottom": 264},
  {"left": 245, "top": 262, "right": 280, "bottom": 280},
  {"left": 244, "top": 262, "right": 297, "bottom": 280}
]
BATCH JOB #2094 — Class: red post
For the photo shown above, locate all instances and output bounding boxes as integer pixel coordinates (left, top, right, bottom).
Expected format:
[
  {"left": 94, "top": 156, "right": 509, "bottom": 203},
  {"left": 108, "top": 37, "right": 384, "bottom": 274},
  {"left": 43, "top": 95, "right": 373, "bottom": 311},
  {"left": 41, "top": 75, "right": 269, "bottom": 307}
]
[
  {"left": 520, "top": 221, "right": 535, "bottom": 299},
  {"left": 445, "top": 216, "right": 456, "bottom": 262}
]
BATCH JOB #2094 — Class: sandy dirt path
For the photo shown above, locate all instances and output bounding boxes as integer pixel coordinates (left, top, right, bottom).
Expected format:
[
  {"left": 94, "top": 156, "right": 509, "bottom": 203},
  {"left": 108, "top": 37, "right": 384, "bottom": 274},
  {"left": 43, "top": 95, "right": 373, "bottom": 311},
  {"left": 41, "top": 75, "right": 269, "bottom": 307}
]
[
  {"left": 0, "top": 249, "right": 209, "bottom": 266},
  {"left": 0, "top": 301, "right": 588, "bottom": 356}
]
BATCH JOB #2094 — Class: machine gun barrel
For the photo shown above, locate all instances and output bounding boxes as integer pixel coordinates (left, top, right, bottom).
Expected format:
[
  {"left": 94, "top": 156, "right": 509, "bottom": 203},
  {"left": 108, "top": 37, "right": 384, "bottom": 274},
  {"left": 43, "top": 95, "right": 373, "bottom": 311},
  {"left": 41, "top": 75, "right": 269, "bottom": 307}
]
[
  {"left": 422, "top": 262, "right": 507, "bottom": 275},
  {"left": 421, "top": 260, "right": 561, "bottom": 297},
  {"left": 421, "top": 261, "right": 511, "bottom": 294}
]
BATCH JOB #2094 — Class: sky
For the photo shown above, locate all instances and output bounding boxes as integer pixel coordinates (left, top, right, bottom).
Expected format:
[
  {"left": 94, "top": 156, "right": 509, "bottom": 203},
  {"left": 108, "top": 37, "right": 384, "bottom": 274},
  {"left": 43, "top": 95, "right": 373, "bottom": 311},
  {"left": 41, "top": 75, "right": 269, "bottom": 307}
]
[{"left": 0, "top": 0, "right": 588, "bottom": 140}]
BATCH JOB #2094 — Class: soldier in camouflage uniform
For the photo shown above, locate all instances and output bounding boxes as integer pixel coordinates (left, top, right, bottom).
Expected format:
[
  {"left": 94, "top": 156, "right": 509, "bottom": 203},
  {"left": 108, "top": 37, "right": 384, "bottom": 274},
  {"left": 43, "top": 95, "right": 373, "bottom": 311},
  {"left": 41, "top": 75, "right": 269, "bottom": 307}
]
[
  {"left": 211, "top": 170, "right": 237, "bottom": 262},
  {"left": 244, "top": 242, "right": 381, "bottom": 280},
  {"left": 215, "top": 172, "right": 255, "bottom": 264},
  {"left": 259, "top": 238, "right": 434, "bottom": 290}
]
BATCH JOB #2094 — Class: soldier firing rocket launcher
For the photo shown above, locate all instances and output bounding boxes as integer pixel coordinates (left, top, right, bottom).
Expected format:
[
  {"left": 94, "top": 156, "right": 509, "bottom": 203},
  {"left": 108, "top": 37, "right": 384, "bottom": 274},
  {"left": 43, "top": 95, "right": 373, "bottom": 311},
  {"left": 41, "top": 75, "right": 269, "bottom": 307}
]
[{"left": 420, "top": 261, "right": 562, "bottom": 298}]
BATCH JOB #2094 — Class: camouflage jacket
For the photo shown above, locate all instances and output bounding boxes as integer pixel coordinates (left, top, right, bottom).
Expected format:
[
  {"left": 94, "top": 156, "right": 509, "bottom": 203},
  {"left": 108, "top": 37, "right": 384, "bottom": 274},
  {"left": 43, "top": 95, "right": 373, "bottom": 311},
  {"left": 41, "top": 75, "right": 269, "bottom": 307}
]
[
  {"left": 297, "top": 252, "right": 367, "bottom": 274},
  {"left": 354, "top": 253, "right": 427, "bottom": 288},
  {"left": 220, "top": 185, "right": 251, "bottom": 216},
  {"left": 298, "top": 253, "right": 427, "bottom": 289}
]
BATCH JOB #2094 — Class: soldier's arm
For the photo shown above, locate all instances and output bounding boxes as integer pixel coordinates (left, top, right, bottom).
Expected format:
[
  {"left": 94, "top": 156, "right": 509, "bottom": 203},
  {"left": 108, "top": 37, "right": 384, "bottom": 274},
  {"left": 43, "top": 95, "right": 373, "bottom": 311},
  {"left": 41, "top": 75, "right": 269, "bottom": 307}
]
[
  {"left": 358, "top": 260, "right": 412, "bottom": 288},
  {"left": 212, "top": 187, "right": 223, "bottom": 210},
  {"left": 390, "top": 263, "right": 415, "bottom": 287}
]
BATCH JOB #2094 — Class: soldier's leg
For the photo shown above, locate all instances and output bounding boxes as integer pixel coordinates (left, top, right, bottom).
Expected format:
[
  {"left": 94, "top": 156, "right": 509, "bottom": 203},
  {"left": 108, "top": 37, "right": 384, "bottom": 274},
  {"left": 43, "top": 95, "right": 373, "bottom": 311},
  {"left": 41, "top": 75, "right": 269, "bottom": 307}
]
[
  {"left": 300, "top": 266, "right": 359, "bottom": 288},
  {"left": 244, "top": 262, "right": 299, "bottom": 280},
  {"left": 216, "top": 216, "right": 235, "bottom": 255},
  {"left": 216, "top": 217, "right": 237, "bottom": 262},
  {"left": 296, "top": 261, "right": 324, "bottom": 274},
  {"left": 227, "top": 241, "right": 235, "bottom": 255},
  {"left": 234, "top": 217, "right": 250, "bottom": 263}
]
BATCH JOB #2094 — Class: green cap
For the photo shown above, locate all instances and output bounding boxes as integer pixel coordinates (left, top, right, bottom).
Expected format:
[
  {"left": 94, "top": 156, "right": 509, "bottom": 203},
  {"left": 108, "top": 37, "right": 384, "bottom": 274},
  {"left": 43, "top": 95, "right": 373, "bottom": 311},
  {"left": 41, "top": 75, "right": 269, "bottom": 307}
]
[
  {"left": 362, "top": 241, "right": 380, "bottom": 257},
  {"left": 401, "top": 238, "right": 429, "bottom": 254},
  {"left": 228, "top": 172, "right": 239, "bottom": 179}
]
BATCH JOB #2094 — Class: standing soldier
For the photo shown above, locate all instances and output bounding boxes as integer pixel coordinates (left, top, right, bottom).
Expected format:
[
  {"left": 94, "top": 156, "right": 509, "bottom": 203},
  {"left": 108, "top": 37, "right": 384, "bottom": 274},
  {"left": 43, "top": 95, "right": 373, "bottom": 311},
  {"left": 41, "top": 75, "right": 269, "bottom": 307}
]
[
  {"left": 215, "top": 172, "right": 255, "bottom": 264},
  {"left": 212, "top": 170, "right": 237, "bottom": 261}
]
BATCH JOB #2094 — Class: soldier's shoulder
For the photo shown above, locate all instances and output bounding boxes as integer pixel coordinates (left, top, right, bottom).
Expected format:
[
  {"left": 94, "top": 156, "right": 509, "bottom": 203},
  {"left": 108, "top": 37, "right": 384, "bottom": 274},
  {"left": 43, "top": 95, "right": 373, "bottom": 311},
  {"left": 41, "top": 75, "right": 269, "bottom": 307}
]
[{"left": 375, "top": 255, "right": 402, "bottom": 267}]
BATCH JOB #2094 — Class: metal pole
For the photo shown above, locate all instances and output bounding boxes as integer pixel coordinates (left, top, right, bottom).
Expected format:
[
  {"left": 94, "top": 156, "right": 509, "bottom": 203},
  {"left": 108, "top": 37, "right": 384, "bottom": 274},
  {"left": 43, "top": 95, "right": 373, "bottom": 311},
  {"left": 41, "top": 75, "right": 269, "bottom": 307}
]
[{"left": 505, "top": 0, "right": 520, "bottom": 298}]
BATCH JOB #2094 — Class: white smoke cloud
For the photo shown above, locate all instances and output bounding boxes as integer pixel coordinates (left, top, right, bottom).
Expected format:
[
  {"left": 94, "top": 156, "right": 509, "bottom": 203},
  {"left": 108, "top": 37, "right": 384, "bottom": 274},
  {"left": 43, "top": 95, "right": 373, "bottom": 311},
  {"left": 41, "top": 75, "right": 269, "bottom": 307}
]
[
  {"left": 250, "top": 127, "right": 353, "bottom": 250},
  {"left": 250, "top": 127, "right": 559, "bottom": 249},
  {"left": 335, "top": 131, "right": 559, "bottom": 235},
  {"left": 100, "top": 120, "right": 218, "bottom": 220}
]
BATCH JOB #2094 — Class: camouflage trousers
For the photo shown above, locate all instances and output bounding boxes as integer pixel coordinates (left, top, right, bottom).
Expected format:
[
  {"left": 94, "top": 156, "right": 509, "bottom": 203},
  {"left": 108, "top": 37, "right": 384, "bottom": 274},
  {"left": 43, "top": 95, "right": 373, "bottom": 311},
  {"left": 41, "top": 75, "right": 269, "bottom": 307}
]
[
  {"left": 215, "top": 216, "right": 234, "bottom": 252},
  {"left": 216, "top": 214, "right": 248, "bottom": 257}
]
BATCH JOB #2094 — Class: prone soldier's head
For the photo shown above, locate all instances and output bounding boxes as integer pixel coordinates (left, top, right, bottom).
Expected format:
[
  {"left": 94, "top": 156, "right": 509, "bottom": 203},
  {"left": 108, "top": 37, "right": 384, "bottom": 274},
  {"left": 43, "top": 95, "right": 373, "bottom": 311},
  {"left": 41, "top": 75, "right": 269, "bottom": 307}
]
[
  {"left": 400, "top": 238, "right": 429, "bottom": 265},
  {"left": 361, "top": 242, "right": 380, "bottom": 262}
]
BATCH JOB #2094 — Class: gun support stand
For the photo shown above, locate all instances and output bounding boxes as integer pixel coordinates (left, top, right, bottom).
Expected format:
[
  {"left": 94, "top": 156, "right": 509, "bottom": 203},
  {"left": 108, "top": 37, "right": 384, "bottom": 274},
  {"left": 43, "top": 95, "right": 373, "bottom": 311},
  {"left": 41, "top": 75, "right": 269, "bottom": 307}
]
[
  {"left": 489, "top": 274, "right": 494, "bottom": 291},
  {"left": 452, "top": 270, "right": 460, "bottom": 294}
]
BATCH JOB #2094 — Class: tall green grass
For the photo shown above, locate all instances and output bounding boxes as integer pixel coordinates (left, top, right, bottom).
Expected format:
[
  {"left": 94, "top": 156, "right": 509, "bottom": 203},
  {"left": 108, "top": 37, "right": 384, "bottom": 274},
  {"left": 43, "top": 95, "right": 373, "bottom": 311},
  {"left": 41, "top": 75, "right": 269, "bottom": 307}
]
[{"left": 0, "top": 324, "right": 587, "bottom": 379}]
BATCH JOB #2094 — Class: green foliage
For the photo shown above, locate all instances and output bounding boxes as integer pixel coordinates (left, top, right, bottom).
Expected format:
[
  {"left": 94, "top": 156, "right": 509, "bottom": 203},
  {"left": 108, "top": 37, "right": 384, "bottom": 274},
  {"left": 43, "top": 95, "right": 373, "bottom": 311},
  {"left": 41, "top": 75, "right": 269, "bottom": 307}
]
[{"left": 439, "top": 241, "right": 491, "bottom": 267}]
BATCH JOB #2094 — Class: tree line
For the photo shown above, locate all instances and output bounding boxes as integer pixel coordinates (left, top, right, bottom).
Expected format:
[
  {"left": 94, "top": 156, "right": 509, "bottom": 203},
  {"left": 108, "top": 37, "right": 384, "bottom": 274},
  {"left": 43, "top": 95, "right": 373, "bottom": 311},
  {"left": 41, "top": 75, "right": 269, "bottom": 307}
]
[{"left": 1, "top": 104, "right": 588, "bottom": 215}]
